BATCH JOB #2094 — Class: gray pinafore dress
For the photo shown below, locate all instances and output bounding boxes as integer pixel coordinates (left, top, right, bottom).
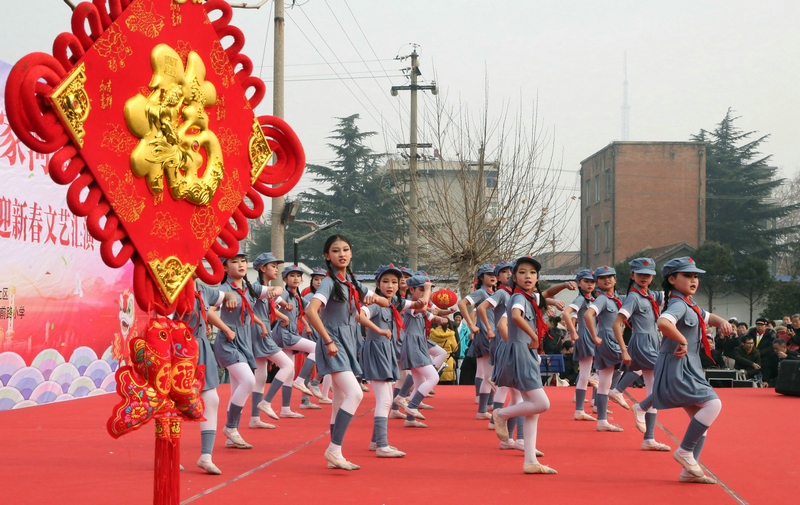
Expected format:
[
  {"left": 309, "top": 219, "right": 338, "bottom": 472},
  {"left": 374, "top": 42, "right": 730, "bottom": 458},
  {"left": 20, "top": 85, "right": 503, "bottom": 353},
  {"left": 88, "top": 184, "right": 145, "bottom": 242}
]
[
  {"left": 570, "top": 294, "right": 596, "bottom": 361},
  {"left": 493, "top": 292, "right": 544, "bottom": 392},
  {"left": 302, "top": 292, "right": 319, "bottom": 343},
  {"left": 651, "top": 296, "right": 718, "bottom": 409},
  {"left": 487, "top": 287, "right": 511, "bottom": 374},
  {"left": 589, "top": 292, "right": 625, "bottom": 370},
  {"left": 214, "top": 280, "right": 258, "bottom": 369},
  {"left": 251, "top": 280, "right": 282, "bottom": 358},
  {"left": 393, "top": 292, "right": 411, "bottom": 360},
  {"left": 179, "top": 283, "right": 224, "bottom": 391},
  {"left": 620, "top": 289, "right": 664, "bottom": 371},
  {"left": 313, "top": 276, "right": 368, "bottom": 376},
  {"left": 465, "top": 286, "right": 493, "bottom": 358},
  {"left": 272, "top": 290, "right": 306, "bottom": 349},
  {"left": 360, "top": 303, "right": 405, "bottom": 381},
  {"left": 400, "top": 306, "right": 434, "bottom": 369}
]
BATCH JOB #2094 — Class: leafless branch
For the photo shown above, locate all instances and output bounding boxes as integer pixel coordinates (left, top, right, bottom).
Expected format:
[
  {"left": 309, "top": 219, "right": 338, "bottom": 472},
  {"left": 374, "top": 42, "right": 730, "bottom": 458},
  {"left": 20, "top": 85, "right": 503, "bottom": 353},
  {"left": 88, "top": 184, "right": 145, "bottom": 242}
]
[
  {"left": 229, "top": 0, "right": 271, "bottom": 9},
  {"left": 63, "top": 0, "right": 76, "bottom": 11}
]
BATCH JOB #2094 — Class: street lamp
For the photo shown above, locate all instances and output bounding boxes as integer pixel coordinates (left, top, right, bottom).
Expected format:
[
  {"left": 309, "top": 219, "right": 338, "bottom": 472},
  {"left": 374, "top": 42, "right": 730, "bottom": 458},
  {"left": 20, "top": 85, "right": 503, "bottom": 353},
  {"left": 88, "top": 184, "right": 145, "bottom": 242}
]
[{"left": 293, "top": 219, "right": 343, "bottom": 266}]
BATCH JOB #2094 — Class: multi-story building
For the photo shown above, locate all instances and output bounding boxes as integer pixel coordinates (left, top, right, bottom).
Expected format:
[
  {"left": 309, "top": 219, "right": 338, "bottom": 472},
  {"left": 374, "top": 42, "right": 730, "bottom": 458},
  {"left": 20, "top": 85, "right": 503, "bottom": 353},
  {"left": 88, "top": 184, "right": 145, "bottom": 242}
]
[{"left": 580, "top": 141, "right": 706, "bottom": 267}]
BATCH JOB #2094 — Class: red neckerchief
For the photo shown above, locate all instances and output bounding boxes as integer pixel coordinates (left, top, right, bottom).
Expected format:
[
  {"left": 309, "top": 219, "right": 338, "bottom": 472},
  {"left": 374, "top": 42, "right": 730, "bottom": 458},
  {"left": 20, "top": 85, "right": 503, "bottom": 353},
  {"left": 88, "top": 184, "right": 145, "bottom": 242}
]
[
  {"left": 513, "top": 288, "right": 548, "bottom": 354},
  {"left": 632, "top": 287, "right": 660, "bottom": 318},
  {"left": 229, "top": 280, "right": 255, "bottom": 325},
  {"left": 582, "top": 291, "right": 596, "bottom": 304},
  {"left": 268, "top": 298, "right": 278, "bottom": 324},
  {"left": 327, "top": 272, "right": 362, "bottom": 314},
  {"left": 294, "top": 289, "right": 305, "bottom": 322},
  {"left": 498, "top": 284, "right": 512, "bottom": 295},
  {"left": 391, "top": 304, "right": 406, "bottom": 333},
  {"left": 190, "top": 287, "right": 208, "bottom": 333},
  {"left": 670, "top": 294, "right": 712, "bottom": 358},
  {"left": 602, "top": 290, "right": 631, "bottom": 328}
]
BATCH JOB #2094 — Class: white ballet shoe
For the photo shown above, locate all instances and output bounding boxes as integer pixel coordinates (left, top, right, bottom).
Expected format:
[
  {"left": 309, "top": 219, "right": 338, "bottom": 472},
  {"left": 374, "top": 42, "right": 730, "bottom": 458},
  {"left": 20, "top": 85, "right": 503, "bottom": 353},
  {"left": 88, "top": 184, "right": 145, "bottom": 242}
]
[
  {"left": 476, "top": 412, "right": 492, "bottom": 420},
  {"left": 318, "top": 397, "right": 332, "bottom": 404},
  {"left": 389, "top": 410, "right": 407, "bottom": 419},
  {"left": 360, "top": 383, "right": 370, "bottom": 392},
  {"left": 248, "top": 419, "right": 277, "bottom": 429},
  {"left": 574, "top": 412, "right": 597, "bottom": 421},
  {"left": 324, "top": 451, "right": 353, "bottom": 470},
  {"left": 493, "top": 410, "right": 509, "bottom": 441},
  {"left": 499, "top": 440, "right": 516, "bottom": 450},
  {"left": 418, "top": 402, "right": 434, "bottom": 410},
  {"left": 403, "top": 406, "right": 426, "bottom": 420},
  {"left": 197, "top": 455, "right": 221, "bottom": 475},
  {"left": 368, "top": 442, "right": 400, "bottom": 451},
  {"left": 404, "top": 420, "right": 428, "bottom": 428},
  {"left": 292, "top": 381, "right": 314, "bottom": 397},
  {"left": 393, "top": 395, "right": 409, "bottom": 409},
  {"left": 523, "top": 463, "right": 557, "bottom": 474},
  {"left": 632, "top": 404, "right": 646, "bottom": 433},
  {"left": 376, "top": 447, "right": 406, "bottom": 458},
  {"left": 222, "top": 427, "right": 252, "bottom": 449},
  {"left": 300, "top": 402, "right": 322, "bottom": 410},
  {"left": 608, "top": 390, "right": 631, "bottom": 409},
  {"left": 641, "top": 441, "right": 671, "bottom": 451},
  {"left": 280, "top": 411, "right": 305, "bottom": 419},
  {"left": 673, "top": 450, "right": 704, "bottom": 477},
  {"left": 679, "top": 474, "right": 716, "bottom": 484},
  {"left": 257, "top": 400, "right": 279, "bottom": 420},
  {"left": 309, "top": 383, "right": 323, "bottom": 399},
  {"left": 596, "top": 423, "right": 624, "bottom": 432}
]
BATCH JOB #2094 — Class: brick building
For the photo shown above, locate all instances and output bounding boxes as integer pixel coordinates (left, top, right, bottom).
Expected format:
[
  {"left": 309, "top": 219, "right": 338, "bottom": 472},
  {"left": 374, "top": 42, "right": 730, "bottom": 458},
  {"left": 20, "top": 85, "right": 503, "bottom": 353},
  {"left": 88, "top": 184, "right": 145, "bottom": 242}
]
[{"left": 580, "top": 141, "right": 706, "bottom": 267}]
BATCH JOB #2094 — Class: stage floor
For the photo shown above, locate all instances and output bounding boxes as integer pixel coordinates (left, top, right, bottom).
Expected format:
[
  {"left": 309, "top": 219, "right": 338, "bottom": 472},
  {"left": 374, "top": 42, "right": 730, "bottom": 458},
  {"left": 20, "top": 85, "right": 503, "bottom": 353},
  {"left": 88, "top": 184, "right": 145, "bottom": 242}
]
[{"left": 1, "top": 385, "right": 797, "bottom": 504}]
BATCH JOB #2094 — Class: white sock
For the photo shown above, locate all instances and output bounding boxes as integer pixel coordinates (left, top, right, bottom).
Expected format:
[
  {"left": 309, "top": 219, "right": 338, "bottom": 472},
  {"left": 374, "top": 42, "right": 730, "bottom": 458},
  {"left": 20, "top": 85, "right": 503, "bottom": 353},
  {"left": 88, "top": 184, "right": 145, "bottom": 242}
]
[
  {"left": 680, "top": 468, "right": 692, "bottom": 477},
  {"left": 677, "top": 447, "right": 697, "bottom": 465},
  {"left": 597, "top": 419, "right": 611, "bottom": 428}
]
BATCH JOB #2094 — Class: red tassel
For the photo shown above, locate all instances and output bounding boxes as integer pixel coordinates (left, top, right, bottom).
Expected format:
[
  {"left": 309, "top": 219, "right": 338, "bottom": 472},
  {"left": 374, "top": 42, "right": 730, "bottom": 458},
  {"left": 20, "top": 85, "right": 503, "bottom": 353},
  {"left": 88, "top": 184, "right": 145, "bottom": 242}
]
[{"left": 154, "top": 417, "right": 181, "bottom": 505}]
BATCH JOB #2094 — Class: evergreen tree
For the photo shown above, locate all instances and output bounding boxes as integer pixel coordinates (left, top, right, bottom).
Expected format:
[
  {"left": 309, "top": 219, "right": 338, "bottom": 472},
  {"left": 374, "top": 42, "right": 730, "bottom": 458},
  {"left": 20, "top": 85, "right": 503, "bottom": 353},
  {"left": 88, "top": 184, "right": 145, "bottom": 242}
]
[
  {"left": 731, "top": 256, "right": 774, "bottom": 325},
  {"left": 251, "top": 115, "right": 405, "bottom": 272},
  {"left": 763, "top": 279, "right": 800, "bottom": 320},
  {"left": 691, "top": 241, "right": 734, "bottom": 313},
  {"left": 692, "top": 109, "right": 799, "bottom": 258}
]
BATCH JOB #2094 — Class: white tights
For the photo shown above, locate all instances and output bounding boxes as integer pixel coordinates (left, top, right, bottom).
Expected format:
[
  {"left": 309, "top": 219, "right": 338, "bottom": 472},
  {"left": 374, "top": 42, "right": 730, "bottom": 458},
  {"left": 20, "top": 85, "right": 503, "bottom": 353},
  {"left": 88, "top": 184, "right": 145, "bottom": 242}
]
[
  {"left": 686, "top": 399, "right": 722, "bottom": 427},
  {"left": 597, "top": 367, "right": 614, "bottom": 395},
  {"left": 576, "top": 356, "right": 594, "bottom": 390},
  {"left": 495, "top": 386, "right": 509, "bottom": 405},
  {"left": 329, "top": 370, "right": 364, "bottom": 423},
  {"left": 429, "top": 344, "right": 447, "bottom": 369},
  {"left": 372, "top": 380, "right": 393, "bottom": 419},
  {"left": 321, "top": 374, "right": 332, "bottom": 398},
  {"left": 410, "top": 364, "right": 439, "bottom": 399},
  {"left": 498, "top": 388, "right": 550, "bottom": 464},
  {"left": 254, "top": 352, "right": 294, "bottom": 396},
  {"left": 228, "top": 362, "right": 255, "bottom": 408},
  {"left": 477, "top": 355, "right": 493, "bottom": 394},
  {"left": 641, "top": 369, "right": 656, "bottom": 414},
  {"left": 282, "top": 338, "right": 316, "bottom": 362},
  {"left": 200, "top": 388, "right": 219, "bottom": 432}
]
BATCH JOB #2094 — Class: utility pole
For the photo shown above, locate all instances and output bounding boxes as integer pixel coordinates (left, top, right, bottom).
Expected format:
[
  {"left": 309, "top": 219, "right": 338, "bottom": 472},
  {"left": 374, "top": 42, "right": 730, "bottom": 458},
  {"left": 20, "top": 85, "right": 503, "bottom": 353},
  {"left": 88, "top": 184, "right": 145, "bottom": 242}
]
[
  {"left": 391, "top": 49, "right": 437, "bottom": 270},
  {"left": 270, "top": 0, "right": 285, "bottom": 281}
]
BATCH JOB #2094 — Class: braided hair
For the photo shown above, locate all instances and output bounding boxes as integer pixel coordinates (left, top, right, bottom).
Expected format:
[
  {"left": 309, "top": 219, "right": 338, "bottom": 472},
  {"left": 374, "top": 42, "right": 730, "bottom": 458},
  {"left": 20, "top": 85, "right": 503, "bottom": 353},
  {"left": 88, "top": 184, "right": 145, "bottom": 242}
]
[
  {"left": 661, "top": 277, "right": 674, "bottom": 312},
  {"left": 222, "top": 257, "right": 257, "bottom": 299},
  {"left": 323, "top": 235, "right": 367, "bottom": 303},
  {"left": 626, "top": 277, "right": 635, "bottom": 295}
]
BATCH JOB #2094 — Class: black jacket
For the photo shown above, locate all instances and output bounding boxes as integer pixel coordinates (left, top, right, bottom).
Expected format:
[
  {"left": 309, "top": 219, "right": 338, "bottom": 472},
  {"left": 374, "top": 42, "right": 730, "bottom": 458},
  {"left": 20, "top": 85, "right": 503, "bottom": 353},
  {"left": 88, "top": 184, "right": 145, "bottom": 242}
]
[
  {"left": 715, "top": 335, "right": 740, "bottom": 358},
  {"left": 732, "top": 345, "right": 762, "bottom": 370},
  {"left": 744, "top": 327, "right": 776, "bottom": 359},
  {"left": 762, "top": 349, "right": 800, "bottom": 385}
]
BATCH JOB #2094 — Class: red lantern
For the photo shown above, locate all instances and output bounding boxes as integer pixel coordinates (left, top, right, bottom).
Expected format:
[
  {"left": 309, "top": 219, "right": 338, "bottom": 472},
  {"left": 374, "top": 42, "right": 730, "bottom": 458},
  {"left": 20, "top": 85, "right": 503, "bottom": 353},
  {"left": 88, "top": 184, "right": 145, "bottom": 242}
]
[{"left": 431, "top": 289, "right": 458, "bottom": 309}]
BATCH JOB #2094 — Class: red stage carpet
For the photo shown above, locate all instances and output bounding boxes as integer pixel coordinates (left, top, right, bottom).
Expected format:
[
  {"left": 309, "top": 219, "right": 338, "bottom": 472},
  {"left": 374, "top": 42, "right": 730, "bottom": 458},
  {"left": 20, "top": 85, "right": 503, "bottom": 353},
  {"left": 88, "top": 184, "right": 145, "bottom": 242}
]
[{"left": 1, "top": 385, "right": 797, "bottom": 504}]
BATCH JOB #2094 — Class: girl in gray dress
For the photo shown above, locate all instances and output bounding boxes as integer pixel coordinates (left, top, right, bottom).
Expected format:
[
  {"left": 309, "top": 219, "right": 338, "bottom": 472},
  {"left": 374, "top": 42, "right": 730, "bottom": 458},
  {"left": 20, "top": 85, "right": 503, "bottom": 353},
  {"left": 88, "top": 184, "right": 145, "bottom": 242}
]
[
  {"left": 209, "top": 250, "right": 270, "bottom": 450},
  {"left": 457, "top": 265, "right": 497, "bottom": 418},
  {"left": 303, "top": 269, "right": 332, "bottom": 406},
  {"left": 272, "top": 265, "right": 323, "bottom": 417},
  {"left": 612, "top": 258, "right": 671, "bottom": 451},
  {"left": 398, "top": 274, "right": 447, "bottom": 427},
  {"left": 389, "top": 267, "right": 416, "bottom": 420},
  {"left": 178, "top": 277, "right": 235, "bottom": 474},
  {"left": 362, "top": 265, "right": 418, "bottom": 457},
  {"left": 584, "top": 266, "right": 627, "bottom": 432},
  {"left": 249, "top": 253, "right": 306, "bottom": 428},
  {"left": 652, "top": 257, "right": 731, "bottom": 484},
  {"left": 491, "top": 256, "right": 556, "bottom": 475},
  {"left": 305, "top": 235, "right": 389, "bottom": 470},
  {"left": 561, "top": 270, "right": 599, "bottom": 421}
]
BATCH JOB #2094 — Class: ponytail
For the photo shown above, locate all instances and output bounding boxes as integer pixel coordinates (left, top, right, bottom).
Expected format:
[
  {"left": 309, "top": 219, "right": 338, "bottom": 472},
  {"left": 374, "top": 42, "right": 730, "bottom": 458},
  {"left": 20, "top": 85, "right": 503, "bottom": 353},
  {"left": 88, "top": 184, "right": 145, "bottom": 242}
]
[
  {"left": 534, "top": 280, "right": 547, "bottom": 312},
  {"left": 285, "top": 283, "right": 297, "bottom": 302},
  {"left": 626, "top": 278, "right": 635, "bottom": 295},
  {"left": 661, "top": 277, "right": 674, "bottom": 312},
  {"left": 243, "top": 273, "right": 257, "bottom": 299}
]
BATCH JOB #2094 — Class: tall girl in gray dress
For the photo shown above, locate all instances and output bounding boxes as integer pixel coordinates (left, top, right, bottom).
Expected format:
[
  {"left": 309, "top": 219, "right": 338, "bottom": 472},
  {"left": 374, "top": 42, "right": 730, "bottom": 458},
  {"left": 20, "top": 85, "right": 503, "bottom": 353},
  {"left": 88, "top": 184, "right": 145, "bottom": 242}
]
[
  {"left": 305, "top": 235, "right": 389, "bottom": 470},
  {"left": 611, "top": 258, "right": 671, "bottom": 451},
  {"left": 389, "top": 267, "right": 416, "bottom": 420},
  {"left": 398, "top": 274, "right": 446, "bottom": 428},
  {"left": 561, "top": 270, "right": 599, "bottom": 421},
  {"left": 303, "top": 269, "right": 332, "bottom": 405},
  {"left": 249, "top": 253, "right": 304, "bottom": 428},
  {"left": 651, "top": 257, "right": 731, "bottom": 484},
  {"left": 271, "top": 266, "right": 323, "bottom": 417},
  {"left": 178, "top": 277, "right": 233, "bottom": 474},
  {"left": 457, "top": 264, "right": 497, "bottom": 417},
  {"left": 362, "top": 265, "right": 418, "bottom": 457},
  {"left": 209, "top": 249, "right": 270, "bottom": 449},
  {"left": 584, "top": 266, "right": 627, "bottom": 432},
  {"left": 492, "top": 256, "right": 556, "bottom": 475}
]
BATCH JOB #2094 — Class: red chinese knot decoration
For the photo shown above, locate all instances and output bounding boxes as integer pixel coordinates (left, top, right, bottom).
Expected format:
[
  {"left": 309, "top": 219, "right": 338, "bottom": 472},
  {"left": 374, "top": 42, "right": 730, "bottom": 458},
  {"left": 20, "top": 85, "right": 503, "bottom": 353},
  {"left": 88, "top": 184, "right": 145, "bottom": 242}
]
[
  {"left": 430, "top": 289, "right": 458, "bottom": 309},
  {"left": 4, "top": 1, "right": 305, "bottom": 503}
]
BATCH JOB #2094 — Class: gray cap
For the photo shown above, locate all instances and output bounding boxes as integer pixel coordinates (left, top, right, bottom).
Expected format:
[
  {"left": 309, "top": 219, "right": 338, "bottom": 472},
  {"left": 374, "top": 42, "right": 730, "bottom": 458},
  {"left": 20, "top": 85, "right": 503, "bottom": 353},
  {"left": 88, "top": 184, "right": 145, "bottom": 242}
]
[
  {"left": 406, "top": 274, "right": 429, "bottom": 289},
  {"left": 253, "top": 252, "right": 284, "bottom": 270},
  {"left": 629, "top": 257, "right": 657, "bottom": 276},
  {"left": 220, "top": 245, "right": 247, "bottom": 264},
  {"left": 593, "top": 266, "right": 616, "bottom": 279},
  {"left": 575, "top": 269, "right": 595, "bottom": 282},
  {"left": 375, "top": 264, "right": 403, "bottom": 281},
  {"left": 661, "top": 256, "right": 705, "bottom": 277},
  {"left": 475, "top": 264, "right": 495, "bottom": 279},
  {"left": 281, "top": 265, "right": 303, "bottom": 278},
  {"left": 400, "top": 267, "right": 415, "bottom": 277},
  {"left": 310, "top": 268, "right": 327, "bottom": 277},
  {"left": 512, "top": 256, "right": 542, "bottom": 273},
  {"left": 493, "top": 261, "right": 514, "bottom": 276}
]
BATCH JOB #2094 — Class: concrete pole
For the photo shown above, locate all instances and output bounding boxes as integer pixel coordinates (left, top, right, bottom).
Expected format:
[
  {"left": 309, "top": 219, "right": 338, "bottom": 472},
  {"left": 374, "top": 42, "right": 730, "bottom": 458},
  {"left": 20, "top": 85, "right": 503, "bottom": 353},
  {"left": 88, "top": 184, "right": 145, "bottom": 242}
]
[
  {"left": 408, "top": 50, "right": 419, "bottom": 271},
  {"left": 270, "top": 0, "right": 285, "bottom": 281}
]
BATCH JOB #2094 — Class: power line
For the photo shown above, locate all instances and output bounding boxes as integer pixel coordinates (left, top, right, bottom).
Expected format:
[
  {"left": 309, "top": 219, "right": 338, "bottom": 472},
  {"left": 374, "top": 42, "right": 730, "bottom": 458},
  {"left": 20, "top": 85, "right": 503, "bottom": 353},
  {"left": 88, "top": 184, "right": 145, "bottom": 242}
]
[
  {"left": 255, "top": 58, "right": 395, "bottom": 68},
  {"left": 262, "top": 74, "right": 404, "bottom": 82},
  {"left": 256, "top": 0, "right": 274, "bottom": 80}
]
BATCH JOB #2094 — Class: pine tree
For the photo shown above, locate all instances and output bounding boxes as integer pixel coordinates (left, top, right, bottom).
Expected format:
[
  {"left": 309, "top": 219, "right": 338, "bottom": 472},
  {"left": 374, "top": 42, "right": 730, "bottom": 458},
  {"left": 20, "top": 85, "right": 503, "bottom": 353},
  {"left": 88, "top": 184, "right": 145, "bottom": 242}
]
[
  {"left": 692, "top": 109, "right": 800, "bottom": 258},
  {"left": 252, "top": 115, "right": 405, "bottom": 272}
]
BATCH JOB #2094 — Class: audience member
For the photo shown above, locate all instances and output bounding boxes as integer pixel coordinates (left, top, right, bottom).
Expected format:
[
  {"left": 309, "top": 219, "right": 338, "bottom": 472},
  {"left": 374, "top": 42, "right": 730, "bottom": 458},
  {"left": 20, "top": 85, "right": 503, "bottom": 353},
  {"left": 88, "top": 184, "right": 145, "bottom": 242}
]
[
  {"left": 736, "top": 322, "right": 749, "bottom": 338},
  {"left": 782, "top": 315, "right": 792, "bottom": 327},
  {"left": 543, "top": 316, "right": 567, "bottom": 354},
  {"left": 560, "top": 340, "right": 578, "bottom": 385},
  {"left": 746, "top": 317, "right": 776, "bottom": 360},
  {"left": 429, "top": 323, "right": 458, "bottom": 384},
  {"left": 762, "top": 339, "right": 800, "bottom": 387},
  {"left": 733, "top": 335, "right": 762, "bottom": 379},
  {"left": 787, "top": 326, "right": 800, "bottom": 352},
  {"left": 701, "top": 336, "right": 725, "bottom": 369}
]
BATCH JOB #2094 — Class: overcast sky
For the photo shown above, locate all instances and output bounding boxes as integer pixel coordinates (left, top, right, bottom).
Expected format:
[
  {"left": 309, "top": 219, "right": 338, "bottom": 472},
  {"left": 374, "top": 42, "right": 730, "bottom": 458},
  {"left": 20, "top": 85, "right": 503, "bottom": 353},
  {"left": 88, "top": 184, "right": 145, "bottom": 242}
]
[{"left": 2, "top": 0, "right": 799, "bottom": 250}]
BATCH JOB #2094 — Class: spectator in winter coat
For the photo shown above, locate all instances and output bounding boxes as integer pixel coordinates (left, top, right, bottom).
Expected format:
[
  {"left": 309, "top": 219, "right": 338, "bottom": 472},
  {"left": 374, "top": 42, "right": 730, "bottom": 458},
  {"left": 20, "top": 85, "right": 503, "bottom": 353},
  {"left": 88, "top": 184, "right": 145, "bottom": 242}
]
[
  {"left": 543, "top": 316, "right": 567, "bottom": 354},
  {"left": 429, "top": 323, "right": 458, "bottom": 384},
  {"left": 732, "top": 335, "right": 762, "bottom": 379},
  {"left": 701, "top": 336, "right": 726, "bottom": 369},
  {"left": 762, "top": 339, "right": 800, "bottom": 386},
  {"left": 745, "top": 318, "right": 776, "bottom": 360}
]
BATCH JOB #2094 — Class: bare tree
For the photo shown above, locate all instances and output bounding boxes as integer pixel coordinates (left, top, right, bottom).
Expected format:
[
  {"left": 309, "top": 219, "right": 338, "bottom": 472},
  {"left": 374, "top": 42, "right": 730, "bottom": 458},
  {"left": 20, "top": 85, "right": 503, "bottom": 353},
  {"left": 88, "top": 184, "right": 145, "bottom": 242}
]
[
  {"left": 386, "top": 87, "right": 579, "bottom": 296},
  {"left": 772, "top": 170, "right": 800, "bottom": 276}
]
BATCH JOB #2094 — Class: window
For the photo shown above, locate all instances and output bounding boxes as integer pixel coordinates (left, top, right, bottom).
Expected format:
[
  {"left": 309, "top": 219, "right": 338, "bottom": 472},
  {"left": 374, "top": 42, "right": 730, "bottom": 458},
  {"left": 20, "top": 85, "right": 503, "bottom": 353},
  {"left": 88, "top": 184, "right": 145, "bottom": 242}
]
[
  {"left": 585, "top": 179, "right": 591, "bottom": 208},
  {"left": 594, "top": 225, "right": 600, "bottom": 253},
  {"left": 594, "top": 175, "right": 600, "bottom": 203},
  {"left": 486, "top": 172, "right": 497, "bottom": 188},
  {"left": 604, "top": 171, "right": 612, "bottom": 200},
  {"left": 604, "top": 221, "right": 611, "bottom": 251}
]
